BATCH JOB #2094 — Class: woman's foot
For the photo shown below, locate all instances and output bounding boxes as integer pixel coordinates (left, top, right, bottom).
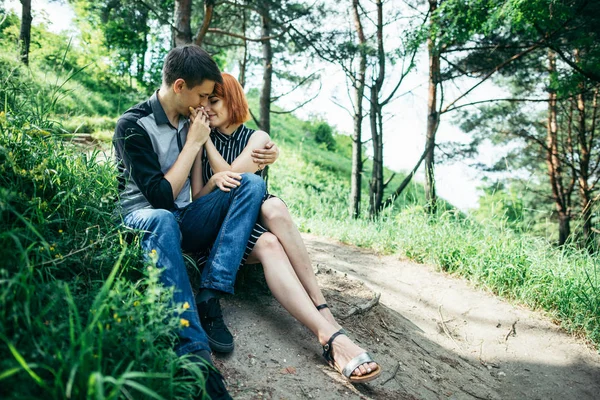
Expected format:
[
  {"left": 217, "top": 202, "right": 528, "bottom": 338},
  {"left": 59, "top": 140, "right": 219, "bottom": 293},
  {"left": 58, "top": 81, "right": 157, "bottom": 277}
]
[{"left": 322, "top": 330, "right": 380, "bottom": 381}]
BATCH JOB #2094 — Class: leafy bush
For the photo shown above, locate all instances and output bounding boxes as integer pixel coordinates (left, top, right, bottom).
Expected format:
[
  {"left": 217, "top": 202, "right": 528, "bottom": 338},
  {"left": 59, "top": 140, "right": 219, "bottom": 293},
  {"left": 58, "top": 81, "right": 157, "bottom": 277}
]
[{"left": 0, "top": 107, "right": 206, "bottom": 399}]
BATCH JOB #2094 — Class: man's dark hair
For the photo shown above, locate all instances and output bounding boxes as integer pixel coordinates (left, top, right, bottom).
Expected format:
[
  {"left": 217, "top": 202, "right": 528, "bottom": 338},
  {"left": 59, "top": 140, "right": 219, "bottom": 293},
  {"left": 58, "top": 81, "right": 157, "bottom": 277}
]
[{"left": 162, "top": 45, "right": 223, "bottom": 88}]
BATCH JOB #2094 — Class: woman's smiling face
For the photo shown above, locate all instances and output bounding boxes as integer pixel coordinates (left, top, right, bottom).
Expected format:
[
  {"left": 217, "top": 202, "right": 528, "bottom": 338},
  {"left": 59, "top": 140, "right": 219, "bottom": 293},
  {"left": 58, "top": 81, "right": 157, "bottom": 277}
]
[{"left": 205, "top": 95, "right": 230, "bottom": 131}]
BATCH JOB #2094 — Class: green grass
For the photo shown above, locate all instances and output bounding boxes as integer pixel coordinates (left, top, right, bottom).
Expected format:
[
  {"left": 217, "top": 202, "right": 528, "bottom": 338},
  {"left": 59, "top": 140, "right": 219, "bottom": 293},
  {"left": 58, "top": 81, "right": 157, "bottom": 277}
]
[
  {"left": 1, "top": 22, "right": 599, "bottom": 400},
  {"left": 0, "top": 101, "right": 208, "bottom": 399},
  {"left": 269, "top": 149, "right": 600, "bottom": 348}
]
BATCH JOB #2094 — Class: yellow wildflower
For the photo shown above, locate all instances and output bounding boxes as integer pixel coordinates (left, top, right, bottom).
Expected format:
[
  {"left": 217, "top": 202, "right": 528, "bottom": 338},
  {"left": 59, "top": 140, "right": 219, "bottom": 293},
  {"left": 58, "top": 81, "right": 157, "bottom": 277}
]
[
  {"left": 133, "top": 300, "right": 140, "bottom": 307},
  {"left": 113, "top": 313, "right": 118, "bottom": 319},
  {"left": 180, "top": 318, "right": 190, "bottom": 328},
  {"left": 183, "top": 302, "right": 190, "bottom": 310},
  {"left": 58, "top": 229, "right": 63, "bottom": 234}
]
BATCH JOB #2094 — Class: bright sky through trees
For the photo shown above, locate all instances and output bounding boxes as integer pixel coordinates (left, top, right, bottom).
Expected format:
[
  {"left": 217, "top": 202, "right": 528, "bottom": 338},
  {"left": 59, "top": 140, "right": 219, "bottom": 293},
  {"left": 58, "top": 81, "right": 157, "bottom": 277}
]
[{"left": 4, "top": 0, "right": 499, "bottom": 210}]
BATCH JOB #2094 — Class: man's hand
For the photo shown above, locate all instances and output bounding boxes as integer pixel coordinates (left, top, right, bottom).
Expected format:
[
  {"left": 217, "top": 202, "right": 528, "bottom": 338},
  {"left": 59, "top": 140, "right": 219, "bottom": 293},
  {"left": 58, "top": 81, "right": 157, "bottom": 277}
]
[
  {"left": 252, "top": 141, "right": 279, "bottom": 169},
  {"left": 210, "top": 171, "right": 242, "bottom": 192},
  {"left": 187, "top": 106, "right": 210, "bottom": 147}
]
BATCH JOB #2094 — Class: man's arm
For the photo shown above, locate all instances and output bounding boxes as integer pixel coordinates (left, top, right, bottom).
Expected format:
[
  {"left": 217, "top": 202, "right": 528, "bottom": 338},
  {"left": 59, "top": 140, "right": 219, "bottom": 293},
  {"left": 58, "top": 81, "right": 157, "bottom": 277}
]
[
  {"left": 164, "top": 109, "right": 211, "bottom": 198},
  {"left": 114, "top": 118, "right": 176, "bottom": 210}
]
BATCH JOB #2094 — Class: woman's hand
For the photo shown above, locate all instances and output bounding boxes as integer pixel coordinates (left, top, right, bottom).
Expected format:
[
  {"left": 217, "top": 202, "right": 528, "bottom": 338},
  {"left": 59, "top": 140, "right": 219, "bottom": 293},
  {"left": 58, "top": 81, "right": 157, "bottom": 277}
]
[
  {"left": 210, "top": 171, "right": 242, "bottom": 192},
  {"left": 252, "top": 141, "right": 279, "bottom": 169}
]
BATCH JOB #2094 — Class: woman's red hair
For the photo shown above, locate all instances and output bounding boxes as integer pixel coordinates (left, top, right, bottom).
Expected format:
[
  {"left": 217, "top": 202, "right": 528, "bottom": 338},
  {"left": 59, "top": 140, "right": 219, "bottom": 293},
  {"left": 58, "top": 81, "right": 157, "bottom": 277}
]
[{"left": 213, "top": 72, "right": 250, "bottom": 125}]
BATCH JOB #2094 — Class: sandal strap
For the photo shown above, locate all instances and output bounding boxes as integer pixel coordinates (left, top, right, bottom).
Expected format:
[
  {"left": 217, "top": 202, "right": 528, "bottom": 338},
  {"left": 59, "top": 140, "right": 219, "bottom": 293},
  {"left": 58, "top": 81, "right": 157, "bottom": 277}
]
[
  {"left": 316, "top": 303, "right": 329, "bottom": 311},
  {"left": 341, "top": 352, "right": 376, "bottom": 378},
  {"left": 322, "top": 329, "right": 344, "bottom": 363}
]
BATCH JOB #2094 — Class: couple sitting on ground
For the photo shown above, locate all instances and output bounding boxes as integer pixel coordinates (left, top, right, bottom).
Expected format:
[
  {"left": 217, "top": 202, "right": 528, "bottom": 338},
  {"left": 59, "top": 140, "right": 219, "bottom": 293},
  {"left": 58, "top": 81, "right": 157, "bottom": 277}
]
[{"left": 113, "top": 44, "right": 380, "bottom": 399}]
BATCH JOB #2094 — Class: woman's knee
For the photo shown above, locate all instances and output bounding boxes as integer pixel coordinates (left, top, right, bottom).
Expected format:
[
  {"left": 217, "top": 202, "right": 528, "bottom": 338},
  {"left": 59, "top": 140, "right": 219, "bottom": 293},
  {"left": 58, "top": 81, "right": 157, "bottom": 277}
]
[
  {"left": 261, "top": 198, "right": 291, "bottom": 227},
  {"left": 254, "top": 232, "right": 283, "bottom": 258}
]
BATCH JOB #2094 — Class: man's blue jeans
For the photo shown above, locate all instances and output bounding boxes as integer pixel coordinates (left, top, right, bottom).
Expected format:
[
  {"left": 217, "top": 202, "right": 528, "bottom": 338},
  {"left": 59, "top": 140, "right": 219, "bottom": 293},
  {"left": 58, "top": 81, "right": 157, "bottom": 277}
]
[{"left": 122, "top": 173, "right": 265, "bottom": 355}]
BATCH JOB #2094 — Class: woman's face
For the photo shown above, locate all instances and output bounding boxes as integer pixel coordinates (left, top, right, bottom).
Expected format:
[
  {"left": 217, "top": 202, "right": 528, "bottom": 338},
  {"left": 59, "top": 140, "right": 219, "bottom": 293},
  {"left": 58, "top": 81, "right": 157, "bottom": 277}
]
[{"left": 205, "top": 95, "right": 230, "bottom": 130}]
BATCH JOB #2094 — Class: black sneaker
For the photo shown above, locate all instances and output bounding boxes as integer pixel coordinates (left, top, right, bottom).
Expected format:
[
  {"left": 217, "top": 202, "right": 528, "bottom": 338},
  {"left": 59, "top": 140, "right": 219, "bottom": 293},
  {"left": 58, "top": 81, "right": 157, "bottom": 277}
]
[
  {"left": 197, "top": 298, "right": 234, "bottom": 353},
  {"left": 188, "top": 350, "right": 233, "bottom": 400}
]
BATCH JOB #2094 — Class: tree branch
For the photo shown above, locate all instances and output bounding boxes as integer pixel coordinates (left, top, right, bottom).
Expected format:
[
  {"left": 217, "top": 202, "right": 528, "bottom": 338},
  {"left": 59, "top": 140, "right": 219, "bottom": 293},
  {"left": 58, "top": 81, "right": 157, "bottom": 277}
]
[
  {"left": 194, "top": 0, "right": 215, "bottom": 46},
  {"left": 270, "top": 71, "right": 320, "bottom": 102},
  {"left": 271, "top": 85, "right": 321, "bottom": 114},
  {"left": 207, "top": 26, "right": 288, "bottom": 42}
]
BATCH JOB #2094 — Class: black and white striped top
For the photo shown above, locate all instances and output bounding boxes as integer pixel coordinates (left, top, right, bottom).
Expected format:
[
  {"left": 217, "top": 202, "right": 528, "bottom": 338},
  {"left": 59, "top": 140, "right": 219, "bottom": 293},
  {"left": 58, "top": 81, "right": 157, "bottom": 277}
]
[
  {"left": 201, "top": 124, "right": 258, "bottom": 184},
  {"left": 196, "top": 124, "right": 270, "bottom": 268}
]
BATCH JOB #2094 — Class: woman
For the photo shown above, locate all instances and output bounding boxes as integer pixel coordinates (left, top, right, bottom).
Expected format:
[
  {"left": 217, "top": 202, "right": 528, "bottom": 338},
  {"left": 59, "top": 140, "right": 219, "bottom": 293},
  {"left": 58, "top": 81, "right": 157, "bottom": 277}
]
[{"left": 190, "top": 73, "right": 381, "bottom": 383}]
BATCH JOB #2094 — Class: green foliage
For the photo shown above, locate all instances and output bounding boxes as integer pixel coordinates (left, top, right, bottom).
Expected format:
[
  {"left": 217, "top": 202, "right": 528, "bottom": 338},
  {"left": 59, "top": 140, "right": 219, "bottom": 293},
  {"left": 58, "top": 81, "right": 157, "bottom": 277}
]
[
  {"left": 306, "top": 120, "right": 336, "bottom": 151},
  {"left": 0, "top": 11, "right": 140, "bottom": 118},
  {"left": 0, "top": 91, "right": 206, "bottom": 399}
]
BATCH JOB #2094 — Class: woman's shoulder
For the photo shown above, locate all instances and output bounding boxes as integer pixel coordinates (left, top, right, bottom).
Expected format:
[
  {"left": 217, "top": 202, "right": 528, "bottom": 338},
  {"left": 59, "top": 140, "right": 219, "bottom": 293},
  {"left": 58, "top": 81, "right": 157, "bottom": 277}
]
[
  {"left": 247, "top": 127, "right": 270, "bottom": 139},
  {"left": 238, "top": 125, "right": 269, "bottom": 140}
]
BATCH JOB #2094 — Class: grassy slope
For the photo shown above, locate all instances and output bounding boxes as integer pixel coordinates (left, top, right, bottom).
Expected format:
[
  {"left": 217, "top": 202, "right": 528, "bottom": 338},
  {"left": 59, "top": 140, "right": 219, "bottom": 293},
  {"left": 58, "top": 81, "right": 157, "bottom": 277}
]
[
  {"left": 246, "top": 99, "right": 600, "bottom": 349},
  {"left": 1, "top": 27, "right": 598, "bottom": 400}
]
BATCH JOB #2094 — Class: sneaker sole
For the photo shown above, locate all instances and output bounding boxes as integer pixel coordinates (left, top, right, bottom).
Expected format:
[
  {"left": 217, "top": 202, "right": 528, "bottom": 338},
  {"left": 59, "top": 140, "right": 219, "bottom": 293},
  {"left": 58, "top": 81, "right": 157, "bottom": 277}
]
[{"left": 208, "top": 337, "right": 234, "bottom": 353}]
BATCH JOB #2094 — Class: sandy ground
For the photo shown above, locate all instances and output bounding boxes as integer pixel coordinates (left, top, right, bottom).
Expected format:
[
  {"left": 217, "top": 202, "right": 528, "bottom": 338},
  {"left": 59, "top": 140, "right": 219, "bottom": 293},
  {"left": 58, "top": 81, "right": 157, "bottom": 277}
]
[{"left": 213, "top": 233, "right": 600, "bottom": 400}]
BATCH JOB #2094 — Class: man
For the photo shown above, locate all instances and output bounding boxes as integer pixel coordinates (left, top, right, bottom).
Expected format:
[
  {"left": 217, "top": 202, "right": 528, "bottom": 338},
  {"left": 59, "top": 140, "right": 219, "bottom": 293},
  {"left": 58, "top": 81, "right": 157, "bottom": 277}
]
[{"left": 113, "top": 45, "right": 275, "bottom": 399}]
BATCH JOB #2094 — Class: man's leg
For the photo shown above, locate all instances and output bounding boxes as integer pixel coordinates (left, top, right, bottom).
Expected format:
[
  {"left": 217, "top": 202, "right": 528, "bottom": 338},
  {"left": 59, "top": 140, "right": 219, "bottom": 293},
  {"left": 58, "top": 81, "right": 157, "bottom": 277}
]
[
  {"left": 123, "top": 208, "right": 210, "bottom": 356},
  {"left": 177, "top": 173, "right": 266, "bottom": 352},
  {"left": 124, "top": 209, "right": 233, "bottom": 398}
]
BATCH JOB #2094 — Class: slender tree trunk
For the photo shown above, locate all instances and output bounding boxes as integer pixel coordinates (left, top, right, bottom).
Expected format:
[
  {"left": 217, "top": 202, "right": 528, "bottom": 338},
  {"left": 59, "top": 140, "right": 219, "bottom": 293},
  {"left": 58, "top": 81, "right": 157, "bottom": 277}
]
[
  {"left": 259, "top": 10, "right": 272, "bottom": 134},
  {"left": 368, "top": 0, "right": 385, "bottom": 218},
  {"left": 558, "top": 213, "right": 571, "bottom": 246},
  {"left": 425, "top": 0, "right": 440, "bottom": 214},
  {"left": 137, "top": 11, "right": 148, "bottom": 83},
  {"left": 350, "top": 0, "right": 366, "bottom": 219},
  {"left": 19, "top": 0, "right": 32, "bottom": 65},
  {"left": 238, "top": 11, "right": 248, "bottom": 88},
  {"left": 173, "top": 0, "right": 192, "bottom": 47},
  {"left": 369, "top": 89, "right": 383, "bottom": 217},
  {"left": 547, "top": 51, "right": 571, "bottom": 245},
  {"left": 576, "top": 79, "right": 593, "bottom": 248},
  {"left": 259, "top": 6, "right": 273, "bottom": 186}
]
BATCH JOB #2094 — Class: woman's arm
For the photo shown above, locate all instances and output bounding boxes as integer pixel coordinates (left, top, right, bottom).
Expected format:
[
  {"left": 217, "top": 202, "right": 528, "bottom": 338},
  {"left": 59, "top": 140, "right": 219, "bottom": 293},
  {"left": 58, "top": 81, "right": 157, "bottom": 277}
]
[
  {"left": 191, "top": 147, "right": 244, "bottom": 200},
  {"left": 205, "top": 130, "right": 271, "bottom": 174},
  {"left": 190, "top": 147, "right": 205, "bottom": 200},
  {"left": 194, "top": 171, "right": 243, "bottom": 199}
]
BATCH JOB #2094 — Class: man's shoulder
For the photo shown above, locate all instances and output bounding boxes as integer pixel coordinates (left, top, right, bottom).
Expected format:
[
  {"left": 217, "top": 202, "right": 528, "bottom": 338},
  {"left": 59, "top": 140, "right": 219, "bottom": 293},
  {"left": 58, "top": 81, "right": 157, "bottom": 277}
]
[
  {"left": 117, "top": 99, "right": 153, "bottom": 126},
  {"left": 115, "top": 98, "right": 154, "bottom": 138}
]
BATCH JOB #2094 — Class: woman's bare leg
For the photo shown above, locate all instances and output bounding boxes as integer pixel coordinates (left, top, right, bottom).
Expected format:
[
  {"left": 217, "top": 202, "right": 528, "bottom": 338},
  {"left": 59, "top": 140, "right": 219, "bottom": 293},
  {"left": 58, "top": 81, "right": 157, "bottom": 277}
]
[
  {"left": 259, "top": 198, "right": 343, "bottom": 330},
  {"left": 245, "top": 233, "right": 377, "bottom": 377}
]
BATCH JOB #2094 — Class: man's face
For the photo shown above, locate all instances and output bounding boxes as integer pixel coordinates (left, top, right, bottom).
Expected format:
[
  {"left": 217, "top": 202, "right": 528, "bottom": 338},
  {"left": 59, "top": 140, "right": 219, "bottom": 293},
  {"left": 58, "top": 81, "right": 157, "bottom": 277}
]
[{"left": 177, "top": 79, "right": 216, "bottom": 115}]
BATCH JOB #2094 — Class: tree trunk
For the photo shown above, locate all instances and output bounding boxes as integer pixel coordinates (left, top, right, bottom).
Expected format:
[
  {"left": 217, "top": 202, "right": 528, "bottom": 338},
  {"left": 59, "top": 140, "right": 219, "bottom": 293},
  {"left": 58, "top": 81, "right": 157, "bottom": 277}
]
[
  {"left": 137, "top": 11, "right": 148, "bottom": 83},
  {"left": 572, "top": 49, "right": 595, "bottom": 249},
  {"left": 425, "top": 0, "right": 440, "bottom": 214},
  {"left": 350, "top": 0, "right": 366, "bottom": 219},
  {"left": 368, "top": 0, "right": 385, "bottom": 218},
  {"left": 19, "top": 0, "right": 32, "bottom": 65},
  {"left": 259, "top": 11, "right": 272, "bottom": 134},
  {"left": 576, "top": 79, "right": 593, "bottom": 248},
  {"left": 238, "top": 11, "right": 248, "bottom": 88},
  {"left": 558, "top": 213, "right": 571, "bottom": 246},
  {"left": 173, "top": 0, "right": 192, "bottom": 47},
  {"left": 259, "top": 6, "right": 273, "bottom": 185},
  {"left": 546, "top": 51, "right": 571, "bottom": 246},
  {"left": 369, "top": 88, "right": 383, "bottom": 217}
]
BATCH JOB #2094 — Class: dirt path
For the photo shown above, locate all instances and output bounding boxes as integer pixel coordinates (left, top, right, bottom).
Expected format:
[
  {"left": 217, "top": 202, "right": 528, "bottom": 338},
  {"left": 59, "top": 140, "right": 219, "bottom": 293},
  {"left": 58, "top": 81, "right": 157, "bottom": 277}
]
[{"left": 215, "top": 233, "right": 600, "bottom": 399}]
